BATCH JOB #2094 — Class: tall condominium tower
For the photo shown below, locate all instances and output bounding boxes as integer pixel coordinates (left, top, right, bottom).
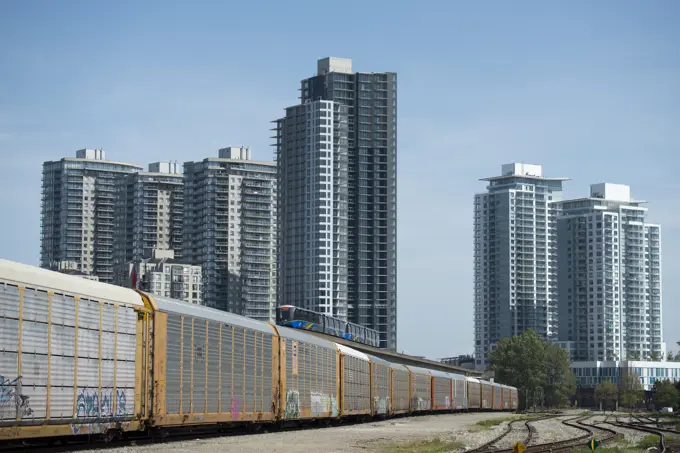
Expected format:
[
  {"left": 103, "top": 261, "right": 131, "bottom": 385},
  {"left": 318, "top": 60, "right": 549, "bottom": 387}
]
[
  {"left": 113, "top": 162, "right": 184, "bottom": 265},
  {"left": 275, "top": 57, "right": 397, "bottom": 350},
  {"left": 557, "top": 183, "right": 663, "bottom": 361},
  {"left": 275, "top": 100, "right": 350, "bottom": 321},
  {"left": 183, "top": 147, "right": 277, "bottom": 321},
  {"left": 41, "top": 149, "right": 142, "bottom": 282},
  {"left": 473, "top": 163, "right": 568, "bottom": 370}
]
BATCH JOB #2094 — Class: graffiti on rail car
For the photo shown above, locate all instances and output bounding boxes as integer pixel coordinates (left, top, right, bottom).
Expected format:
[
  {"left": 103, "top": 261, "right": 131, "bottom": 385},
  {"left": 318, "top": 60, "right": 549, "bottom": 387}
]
[
  {"left": 284, "top": 390, "right": 300, "bottom": 418},
  {"left": 0, "top": 375, "right": 32, "bottom": 419},
  {"left": 70, "top": 388, "right": 128, "bottom": 434},
  {"left": 230, "top": 397, "right": 241, "bottom": 420},
  {"left": 373, "top": 396, "right": 389, "bottom": 414}
]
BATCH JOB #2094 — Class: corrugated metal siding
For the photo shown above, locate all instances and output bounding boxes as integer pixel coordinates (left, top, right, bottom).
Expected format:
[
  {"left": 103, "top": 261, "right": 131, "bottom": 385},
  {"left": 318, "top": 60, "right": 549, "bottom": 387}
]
[
  {"left": 410, "top": 373, "right": 431, "bottom": 411},
  {"left": 282, "top": 338, "right": 337, "bottom": 420},
  {"left": 467, "top": 381, "right": 481, "bottom": 409},
  {"left": 511, "top": 388, "right": 519, "bottom": 410},
  {"left": 493, "top": 385, "right": 502, "bottom": 409},
  {"left": 0, "top": 284, "right": 137, "bottom": 427},
  {"left": 163, "top": 313, "right": 274, "bottom": 418},
  {"left": 432, "top": 376, "right": 451, "bottom": 410},
  {"left": 342, "top": 354, "right": 370, "bottom": 414},
  {"left": 391, "top": 368, "right": 409, "bottom": 412},
  {"left": 452, "top": 377, "right": 466, "bottom": 409},
  {"left": 371, "top": 363, "right": 390, "bottom": 415},
  {"left": 481, "top": 382, "right": 492, "bottom": 409}
]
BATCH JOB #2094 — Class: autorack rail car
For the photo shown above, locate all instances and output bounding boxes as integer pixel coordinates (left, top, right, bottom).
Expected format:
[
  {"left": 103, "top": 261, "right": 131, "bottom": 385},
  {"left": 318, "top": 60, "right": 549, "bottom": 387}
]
[{"left": 0, "top": 259, "right": 518, "bottom": 443}]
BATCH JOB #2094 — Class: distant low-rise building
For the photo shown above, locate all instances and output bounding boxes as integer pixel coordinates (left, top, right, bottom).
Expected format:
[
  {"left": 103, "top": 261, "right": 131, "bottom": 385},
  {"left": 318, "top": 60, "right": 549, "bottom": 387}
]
[
  {"left": 572, "top": 360, "right": 680, "bottom": 391},
  {"left": 113, "top": 249, "right": 202, "bottom": 305},
  {"left": 440, "top": 355, "right": 476, "bottom": 370}
]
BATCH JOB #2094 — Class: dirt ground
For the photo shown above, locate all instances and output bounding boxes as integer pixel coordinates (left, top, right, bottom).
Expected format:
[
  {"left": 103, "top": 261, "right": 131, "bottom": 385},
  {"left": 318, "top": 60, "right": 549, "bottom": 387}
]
[{"left": 77, "top": 412, "right": 515, "bottom": 453}]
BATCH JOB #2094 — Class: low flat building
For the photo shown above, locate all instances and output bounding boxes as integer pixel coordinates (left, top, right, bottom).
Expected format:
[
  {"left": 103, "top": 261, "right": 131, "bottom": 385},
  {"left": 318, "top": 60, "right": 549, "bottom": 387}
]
[
  {"left": 572, "top": 360, "right": 680, "bottom": 391},
  {"left": 113, "top": 249, "right": 202, "bottom": 305}
]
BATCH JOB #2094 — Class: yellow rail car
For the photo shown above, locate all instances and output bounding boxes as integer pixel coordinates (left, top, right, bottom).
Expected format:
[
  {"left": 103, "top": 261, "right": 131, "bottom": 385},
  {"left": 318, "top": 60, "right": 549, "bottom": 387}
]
[
  {"left": 405, "top": 366, "right": 432, "bottom": 412},
  {"left": 367, "top": 354, "right": 392, "bottom": 416},
  {"left": 389, "top": 362, "right": 410, "bottom": 415},
  {"left": 336, "top": 344, "right": 371, "bottom": 416},
  {"left": 465, "top": 377, "right": 481, "bottom": 410},
  {"left": 0, "top": 260, "right": 150, "bottom": 441},
  {"left": 145, "top": 295, "right": 279, "bottom": 427},
  {"left": 274, "top": 326, "right": 339, "bottom": 421}
]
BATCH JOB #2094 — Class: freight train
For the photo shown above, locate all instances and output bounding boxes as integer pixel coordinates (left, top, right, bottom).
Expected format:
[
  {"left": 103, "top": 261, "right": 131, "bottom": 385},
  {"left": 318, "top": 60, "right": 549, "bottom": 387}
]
[{"left": 0, "top": 259, "right": 518, "bottom": 443}]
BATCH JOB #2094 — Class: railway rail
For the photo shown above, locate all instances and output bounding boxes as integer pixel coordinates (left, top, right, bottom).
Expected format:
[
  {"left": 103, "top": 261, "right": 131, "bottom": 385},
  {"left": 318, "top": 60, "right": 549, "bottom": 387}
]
[{"left": 464, "top": 415, "right": 621, "bottom": 453}]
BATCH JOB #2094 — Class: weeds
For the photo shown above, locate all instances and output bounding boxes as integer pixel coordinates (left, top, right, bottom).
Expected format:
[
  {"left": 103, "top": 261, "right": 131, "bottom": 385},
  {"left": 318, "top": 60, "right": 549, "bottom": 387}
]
[{"left": 381, "top": 437, "right": 464, "bottom": 453}]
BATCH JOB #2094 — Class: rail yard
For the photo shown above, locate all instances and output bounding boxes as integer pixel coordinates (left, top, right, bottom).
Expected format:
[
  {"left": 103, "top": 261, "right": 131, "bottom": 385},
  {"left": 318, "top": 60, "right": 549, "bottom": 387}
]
[{"left": 2, "top": 261, "right": 679, "bottom": 453}]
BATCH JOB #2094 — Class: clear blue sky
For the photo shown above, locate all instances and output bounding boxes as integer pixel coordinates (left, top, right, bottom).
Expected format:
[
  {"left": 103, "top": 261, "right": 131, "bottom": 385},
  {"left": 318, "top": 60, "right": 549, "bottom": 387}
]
[{"left": 1, "top": 0, "right": 679, "bottom": 359}]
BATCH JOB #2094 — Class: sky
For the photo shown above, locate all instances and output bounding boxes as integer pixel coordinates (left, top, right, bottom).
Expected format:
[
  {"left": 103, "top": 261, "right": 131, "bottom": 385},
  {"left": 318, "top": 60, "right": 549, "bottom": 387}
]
[{"left": 1, "top": 0, "right": 679, "bottom": 360}]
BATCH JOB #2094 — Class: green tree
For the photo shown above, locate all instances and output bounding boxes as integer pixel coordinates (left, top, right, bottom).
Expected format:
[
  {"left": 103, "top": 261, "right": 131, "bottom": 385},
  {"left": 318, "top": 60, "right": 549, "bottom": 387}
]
[
  {"left": 489, "top": 329, "right": 575, "bottom": 410},
  {"left": 595, "top": 380, "right": 618, "bottom": 411},
  {"left": 619, "top": 368, "right": 644, "bottom": 411},
  {"left": 668, "top": 351, "right": 675, "bottom": 362},
  {"left": 653, "top": 380, "right": 679, "bottom": 409},
  {"left": 650, "top": 351, "right": 660, "bottom": 361},
  {"left": 544, "top": 343, "right": 577, "bottom": 408}
]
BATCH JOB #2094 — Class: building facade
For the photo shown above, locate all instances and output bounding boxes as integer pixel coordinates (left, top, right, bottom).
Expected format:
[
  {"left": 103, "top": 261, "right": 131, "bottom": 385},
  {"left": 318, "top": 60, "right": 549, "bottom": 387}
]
[
  {"left": 113, "top": 249, "right": 202, "bottom": 305},
  {"left": 557, "top": 183, "right": 663, "bottom": 362},
  {"left": 183, "top": 147, "right": 277, "bottom": 322},
  {"left": 572, "top": 360, "right": 678, "bottom": 391},
  {"left": 41, "top": 149, "right": 142, "bottom": 282},
  {"left": 275, "top": 57, "right": 397, "bottom": 350},
  {"left": 275, "top": 100, "right": 349, "bottom": 321},
  {"left": 473, "top": 163, "right": 568, "bottom": 370},
  {"left": 113, "top": 162, "right": 184, "bottom": 266}
]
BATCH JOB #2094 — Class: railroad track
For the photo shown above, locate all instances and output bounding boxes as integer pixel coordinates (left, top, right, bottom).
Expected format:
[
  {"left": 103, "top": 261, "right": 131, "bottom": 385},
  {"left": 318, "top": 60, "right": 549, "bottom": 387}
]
[
  {"left": 464, "top": 415, "right": 621, "bottom": 453},
  {"left": 464, "top": 415, "right": 547, "bottom": 453},
  {"left": 605, "top": 415, "right": 669, "bottom": 453}
]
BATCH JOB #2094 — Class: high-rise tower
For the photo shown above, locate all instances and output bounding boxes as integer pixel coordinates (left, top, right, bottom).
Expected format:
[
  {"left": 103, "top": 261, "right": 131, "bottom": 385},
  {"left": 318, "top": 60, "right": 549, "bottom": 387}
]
[
  {"left": 41, "top": 149, "right": 142, "bottom": 282},
  {"left": 275, "top": 57, "right": 397, "bottom": 350},
  {"left": 473, "top": 163, "right": 568, "bottom": 370},
  {"left": 557, "top": 183, "right": 662, "bottom": 361},
  {"left": 183, "top": 147, "right": 277, "bottom": 322}
]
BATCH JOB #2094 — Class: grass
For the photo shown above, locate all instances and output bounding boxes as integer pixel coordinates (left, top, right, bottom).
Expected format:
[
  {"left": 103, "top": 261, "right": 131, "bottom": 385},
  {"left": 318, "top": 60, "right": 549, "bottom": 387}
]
[
  {"left": 636, "top": 434, "right": 662, "bottom": 449},
  {"left": 380, "top": 437, "right": 464, "bottom": 453}
]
